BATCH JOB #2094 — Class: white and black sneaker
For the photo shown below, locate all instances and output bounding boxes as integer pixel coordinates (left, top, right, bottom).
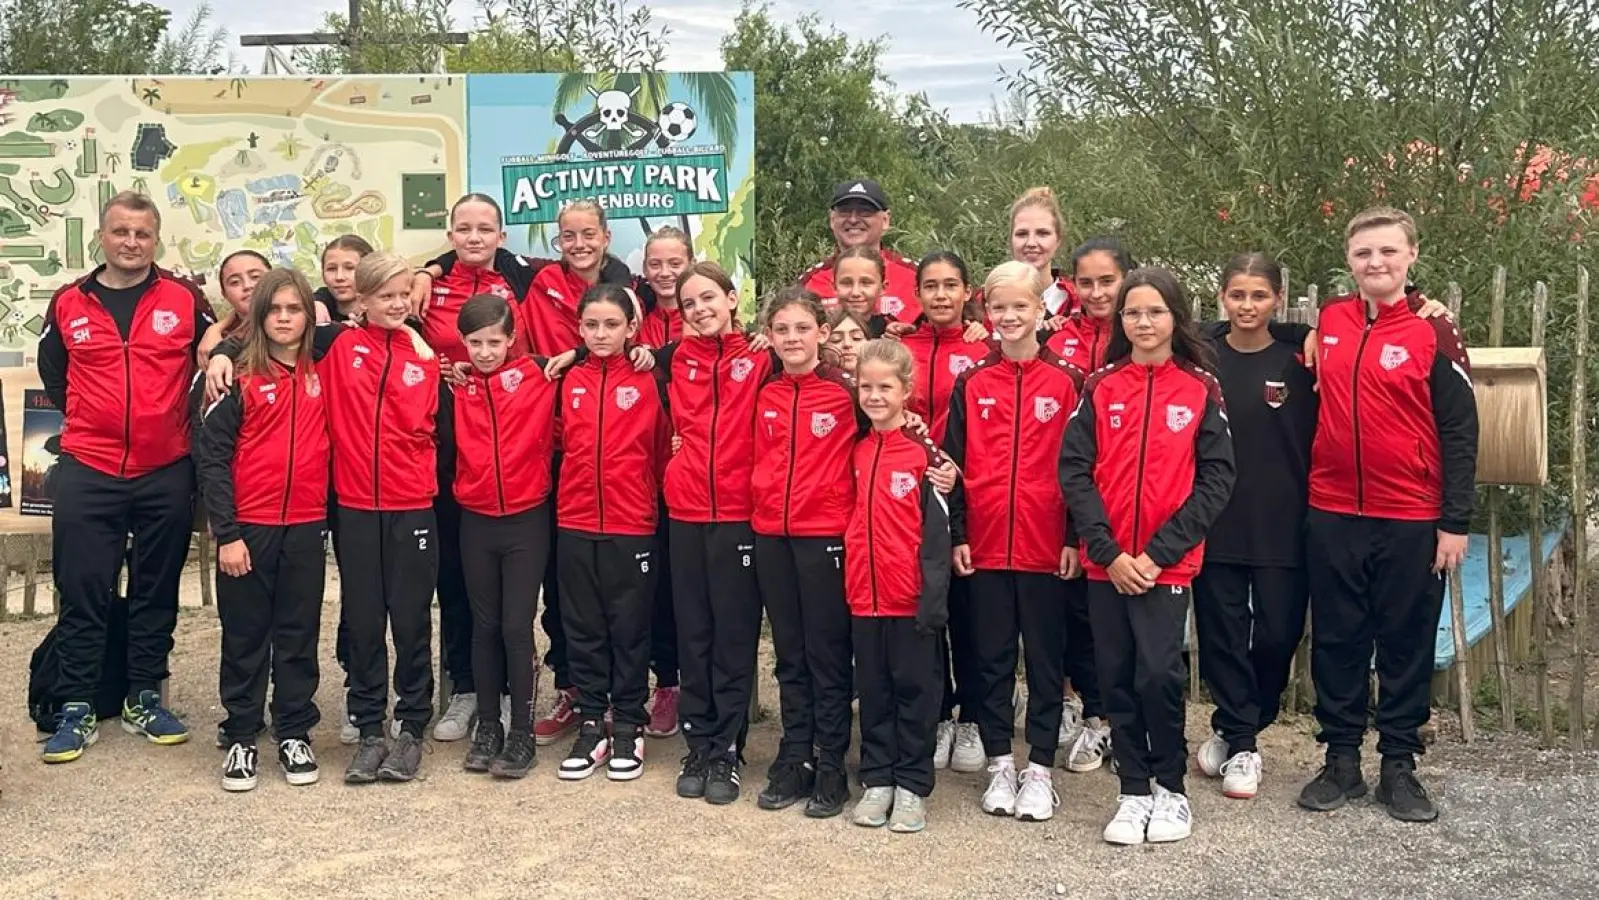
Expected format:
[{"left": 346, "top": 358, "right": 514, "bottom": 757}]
[
  {"left": 608, "top": 727, "right": 645, "bottom": 781},
  {"left": 222, "top": 742, "right": 259, "bottom": 792},
  {"left": 278, "top": 738, "right": 320, "bottom": 786},
  {"left": 558, "top": 720, "right": 611, "bottom": 781}
]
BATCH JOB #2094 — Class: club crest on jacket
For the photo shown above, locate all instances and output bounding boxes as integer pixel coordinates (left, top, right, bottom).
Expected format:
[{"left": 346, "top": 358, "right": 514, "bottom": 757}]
[
  {"left": 730, "top": 358, "right": 755, "bottom": 382},
  {"left": 1034, "top": 396, "right": 1061, "bottom": 423},
  {"left": 1380, "top": 344, "right": 1410, "bottom": 370},
  {"left": 1264, "top": 379, "right": 1286, "bottom": 408},
  {"left": 615, "top": 384, "right": 640, "bottom": 410},
  {"left": 501, "top": 368, "right": 523, "bottom": 393},
  {"left": 152, "top": 309, "right": 178, "bottom": 336},
  {"left": 811, "top": 411, "right": 837, "bottom": 437},
  {"left": 890, "top": 470, "right": 917, "bottom": 499},
  {"left": 402, "top": 361, "right": 425, "bottom": 387},
  {"left": 948, "top": 354, "right": 976, "bottom": 376},
  {"left": 1166, "top": 404, "right": 1193, "bottom": 433}
]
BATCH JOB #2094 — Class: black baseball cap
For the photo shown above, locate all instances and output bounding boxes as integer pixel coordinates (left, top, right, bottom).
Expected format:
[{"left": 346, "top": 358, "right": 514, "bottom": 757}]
[{"left": 830, "top": 179, "right": 889, "bottom": 211}]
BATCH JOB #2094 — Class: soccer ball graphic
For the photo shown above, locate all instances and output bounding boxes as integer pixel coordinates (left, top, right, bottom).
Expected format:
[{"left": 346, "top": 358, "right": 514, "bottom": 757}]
[{"left": 658, "top": 102, "right": 698, "bottom": 143}]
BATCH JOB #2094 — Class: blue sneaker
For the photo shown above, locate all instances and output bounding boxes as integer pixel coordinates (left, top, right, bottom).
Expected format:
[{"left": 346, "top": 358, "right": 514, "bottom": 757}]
[
  {"left": 41, "top": 702, "right": 99, "bottom": 764},
  {"left": 121, "top": 690, "right": 190, "bottom": 745}
]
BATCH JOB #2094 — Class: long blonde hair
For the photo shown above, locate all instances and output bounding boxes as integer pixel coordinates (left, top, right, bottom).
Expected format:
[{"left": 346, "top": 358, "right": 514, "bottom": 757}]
[{"left": 354, "top": 252, "right": 434, "bottom": 359}]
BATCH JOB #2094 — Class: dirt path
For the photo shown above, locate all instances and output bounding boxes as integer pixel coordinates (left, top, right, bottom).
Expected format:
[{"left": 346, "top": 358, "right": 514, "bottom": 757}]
[{"left": 2, "top": 566, "right": 1597, "bottom": 900}]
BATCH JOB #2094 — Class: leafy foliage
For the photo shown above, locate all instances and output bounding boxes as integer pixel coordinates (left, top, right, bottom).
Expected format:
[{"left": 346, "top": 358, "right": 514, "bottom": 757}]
[{"left": 0, "top": 0, "right": 172, "bottom": 75}]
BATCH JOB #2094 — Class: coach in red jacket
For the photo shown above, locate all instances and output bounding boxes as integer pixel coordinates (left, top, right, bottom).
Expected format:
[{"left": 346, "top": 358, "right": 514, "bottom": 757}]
[
  {"left": 38, "top": 192, "right": 217, "bottom": 763},
  {"left": 1296, "top": 208, "right": 1478, "bottom": 824},
  {"left": 799, "top": 180, "right": 921, "bottom": 323}
]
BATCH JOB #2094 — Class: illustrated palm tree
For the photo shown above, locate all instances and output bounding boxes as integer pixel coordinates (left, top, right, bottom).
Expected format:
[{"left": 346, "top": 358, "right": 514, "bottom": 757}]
[
  {"left": 230, "top": 78, "right": 248, "bottom": 98},
  {"left": 141, "top": 87, "right": 161, "bottom": 106},
  {"left": 551, "top": 71, "right": 741, "bottom": 244}
]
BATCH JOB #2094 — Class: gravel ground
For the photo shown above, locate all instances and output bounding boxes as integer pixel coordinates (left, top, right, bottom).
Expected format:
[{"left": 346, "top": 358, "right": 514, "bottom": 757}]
[{"left": 3, "top": 567, "right": 1598, "bottom": 900}]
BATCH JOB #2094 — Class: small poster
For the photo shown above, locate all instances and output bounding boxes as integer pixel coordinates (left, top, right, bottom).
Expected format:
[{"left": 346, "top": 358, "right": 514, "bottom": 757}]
[{"left": 21, "top": 389, "right": 63, "bottom": 516}]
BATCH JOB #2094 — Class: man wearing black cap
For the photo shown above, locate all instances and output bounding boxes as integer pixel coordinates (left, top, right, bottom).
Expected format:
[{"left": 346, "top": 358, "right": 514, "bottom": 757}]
[{"left": 800, "top": 179, "right": 921, "bottom": 323}]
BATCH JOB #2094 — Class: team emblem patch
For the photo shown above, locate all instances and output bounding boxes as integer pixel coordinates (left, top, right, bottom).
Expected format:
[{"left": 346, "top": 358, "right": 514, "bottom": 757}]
[
  {"left": 1166, "top": 404, "right": 1194, "bottom": 433},
  {"left": 402, "top": 362, "right": 425, "bottom": 387},
  {"left": 948, "top": 354, "right": 975, "bottom": 377},
  {"left": 490, "top": 283, "right": 511, "bottom": 299},
  {"left": 811, "top": 411, "right": 837, "bottom": 437},
  {"left": 890, "top": 471, "right": 917, "bottom": 499},
  {"left": 879, "top": 295, "right": 905, "bottom": 318},
  {"left": 151, "top": 309, "right": 178, "bottom": 336},
  {"left": 615, "top": 385, "right": 640, "bottom": 410},
  {"left": 1380, "top": 344, "right": 1410, "bottom": 370},
  {"left": 1264, "top": 380, "right": 1287, "bottom": 409},
  {"left": 1034, "top": 396, "right": 1061, "bottom": 423},
  {"left": 501, "top": 368, "right": 523, "bottom": 393},
  {"left": 305, "top": 373, "right": 322, "bottom": 398},
  {"left": 730, "top": 358, "right": 754, "bottom": 382}
]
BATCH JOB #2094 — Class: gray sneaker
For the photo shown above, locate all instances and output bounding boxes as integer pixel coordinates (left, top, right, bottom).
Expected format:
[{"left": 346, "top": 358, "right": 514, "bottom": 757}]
[
  {"left": 378, "top": 733, "right": 424, "bottom": 782},
  {"left": 344, "top": 735, "right": 388, "bottom": 784},
  {"left": 889, "top": 787, "right": 926, "bottom": 833},
  {"left": 852, "top": 785, "right": 895, "bottom": 827}
]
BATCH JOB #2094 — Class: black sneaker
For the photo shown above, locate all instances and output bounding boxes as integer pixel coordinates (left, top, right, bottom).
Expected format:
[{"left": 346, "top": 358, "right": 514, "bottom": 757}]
[
  {"left": 804, "top": 762, "right": 850, "bottom": 819},
  {"left": 490, "top": 728, "right": 537, "bottom": 779},
  {"left": 344, "top": 735, "right": 388, "bottom": 784},
  {"left": 464, "top": 720, "right": 505, "bottom": 773},
  {"left": 1375, "top": 756, "right": 1438, "bottom": 822},
  {"left": 677, "top": 746, "right": 711, "bottom": 799},
  {"left": 607, "top": 725, "right": 645, "bottom": 781},
  {"left": 378, "top": 733, "right": 424, "bottom": 782},
  {"left": 1297, "top": 752, "right": 1367, "bottom": 811},
  {"left": 278, "top": 737, "right": 319, "bottom": 786},
  {"left": 221, "top": 742, "right": 258, "bottom": 792},
  {"left": 558, "top": 720, "right": 611, "bottom": 781},
  {"left": 704, "top": 752, "right": 742, "bottom": 806},
  {"left": 757, "top": 758, "right": 816, "bottom": 810}
]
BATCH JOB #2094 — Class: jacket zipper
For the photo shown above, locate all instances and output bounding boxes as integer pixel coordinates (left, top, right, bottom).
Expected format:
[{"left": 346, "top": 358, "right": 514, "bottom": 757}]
[
  {"left": 119, "top": 340, "right": 132, "bottom": 477},
  {"left": 927, "top": 330, "right": 943, "bottom": 434},
  {"left": 782, "top": 379, "right": 799, "bottom": 536},
  {"left": 372, "top": 331, "right": 394, "bottom": 507},
  {"left": 867, "top": 432, "right": 883, "bottom": 614},
  {"left": 1132, "top": 367, "right": 1154, "bottom": 551},
  {"left": 487, "top": 375, "right": 506, "bottom": 514},
  {"left": 1005, "top": 364, "right": 1022, "bottom": 566},
  {"left": 1351, "top": 318, "right": 1375, "bottom": 514},
  {"left": 280, "top": 373, "right": 298, "bottom": 522},
  {"left": 708, "top": 339, "right": 723, "bottom": 520},
  {"left": 596, "top": 362, "right": 608, "bottom": 532}
]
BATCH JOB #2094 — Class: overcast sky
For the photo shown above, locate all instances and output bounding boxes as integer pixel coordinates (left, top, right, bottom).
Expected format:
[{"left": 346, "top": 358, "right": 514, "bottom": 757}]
[{"left": 159, "top": 0, "right": 1023, "bottom": 123}]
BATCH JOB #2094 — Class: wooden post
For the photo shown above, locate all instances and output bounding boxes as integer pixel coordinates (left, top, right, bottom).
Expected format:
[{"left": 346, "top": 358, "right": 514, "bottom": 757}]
[
  {"left": 1486, "top": 267, "right": 1515, "bottom": 731},
  {"left": 1572, "top": 266, "right": 1589, "bottom": 751},
  {"left": 1530, "top": 281, "right": 1554, "bottom": 745},
  {"left": 1445, "top": 283, "right": 1475, "bottom": 742}
]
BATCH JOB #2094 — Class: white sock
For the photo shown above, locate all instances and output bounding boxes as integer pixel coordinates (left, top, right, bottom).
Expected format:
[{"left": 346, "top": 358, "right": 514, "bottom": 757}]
[{"left": 990, "top": 753, "right": 1014, "bottom": 768}]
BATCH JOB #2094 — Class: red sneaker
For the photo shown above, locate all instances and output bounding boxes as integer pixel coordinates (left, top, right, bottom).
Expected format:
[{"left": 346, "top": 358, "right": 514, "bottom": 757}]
[
  {"left": 534, "top": 688, "right": 578, "bottom": 746},
  {"left": 645, "top": 686, "right": 680, "bottom": 738}
]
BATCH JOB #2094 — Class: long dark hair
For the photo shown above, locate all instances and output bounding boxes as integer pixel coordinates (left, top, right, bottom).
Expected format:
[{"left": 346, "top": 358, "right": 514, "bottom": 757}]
[
  {"left": 1219, "top": 252, "right": 1284, "bottom": 296},
  {"left": 1070, "top": 235, "right": 1137, "bottom": 277},
  {"left": 238, "top": 268, "right": 317, "bottom": 381},
  {"left": 916, "top": 249, "right": 971, "bottom": 287},
  {"left": 1105, "top": 267, "right": 1216, "bottom": 371}
]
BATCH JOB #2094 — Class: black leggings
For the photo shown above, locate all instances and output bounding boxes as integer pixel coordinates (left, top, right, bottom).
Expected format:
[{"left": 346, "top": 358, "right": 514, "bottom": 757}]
[{"left": 461, "top": 505, "right": 552, "bottom": 731}]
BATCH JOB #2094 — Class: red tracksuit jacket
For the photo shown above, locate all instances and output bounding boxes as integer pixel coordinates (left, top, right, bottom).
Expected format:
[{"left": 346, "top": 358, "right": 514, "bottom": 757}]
[
  {"left": 40, "top": 266, "right": 216, "bottom": 478},
  {"left": 901, "top": 322, "right": 987, "bottom": 445},
  {"left": 751, "top": 363, "right": 864, "bottom": 537},
  {"left": 194, "top": 361, "right": 331, "bottom": 544},
  {"left": 944, "top": 348, "right": 1085, "bottom": 574},
  {"left": 637, "top": 283, "right": 683, "bottom": 348},
  {"left": 1044, "top": 312, "right": 1114, "bottom": 373},
  {"left": 421, "top": 249, "right": 542, "bottom": 364},
  {"left": 439, "top": 355, "right": 558, "bottom": 517},
  {"left": 1309, "top": 291, "right": 1478, "bottom": 532},
  {"left": 801, "top": 247, "right": 923, "bottom": 323},
  {"left": 1059, "top": 357, "right": 1236, "bottom": 587},
  {"left": 660, "top": 333, "right": 775, "bottom": 523},
  {"left": 320, "top": 323, "right": 440, "bottom": 511},
  {"left": 524, "top": 258, "right": 635, "bottom": 357},
  {"left": 557, "top": 353, "right": 671, "bottom": 535},
  {"left": 845, "top": 426, "right": 953, "bottom": 619}
]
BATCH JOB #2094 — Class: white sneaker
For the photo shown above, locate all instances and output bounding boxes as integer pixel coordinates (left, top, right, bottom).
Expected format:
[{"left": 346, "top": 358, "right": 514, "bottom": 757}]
[
  {"left": 933, "top": 720, "right": 955, "bottom": 770},
  {"left": 1146, "top": 786, "right": 1194, "bottom": 843},
  {"left": 1103, "top": 794, "right": 1155, "bottom": 845},
  {"left": 1067, "top": 721, "right": 1111, "bottom": 773},
  {"left": 852, "top": 785, "right": 895, "bottom": 827},
  {"left": 950, "top": 723, "right": 985, "bottom": 773},
  {"left": 607, "top": 732, "right": 645, "bottom": 781},
  {"left": 1196, "top": 731, "right": 1228, "bottom": 777},
  {"left": 1059, "top": 693, "right": 1084, "bottom": 750},
  {"left": 1014, "top": 766, "right": 1060, "bottom": 822},
  {"left": 981, "top": 758, "right": 1019, "bottom": 816},
  {"left": 433, "top": 692, "right": 476, "bottom": 742},
  {"left": 1221, "top": 751, "right": 1262, "bottom": 799}
]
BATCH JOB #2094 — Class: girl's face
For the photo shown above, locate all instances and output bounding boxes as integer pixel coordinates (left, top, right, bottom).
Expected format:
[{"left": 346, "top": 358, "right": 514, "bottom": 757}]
[
  {"left": 644, "top": 238, "right": 692, "bottom": 302},
  {"left": 463, "top": 323, "right": 513, "bottom": 374},
  {"left": 986, "top": 284, "right": 1042, "bottom": 345},
  {"left": 449, "top": 201, "right": 504, "bottom": 267},
  {"left": 264, "top": 287, "right": 310, "bottom": 349},
  {"left": 857, "top": 358, "right": 909, "bottom": 426},
  {"left": 827, "top": 317, "right": 867, "bottom": 373},
  {"left": 918, "top": 261, "right": 969, "bottom": 327},
  {"left": 1121, "top": 284, "right": 1175, "bottom": 357},
  {"left": 221, "top": 255, "right": 268, "bottom": 317},
  {"left": 322, "top": 248, "right": 362, "bottom": 302},
  {"left": 1221, "top": 274, "right": 1279, "bottom": 334},
  {"left": 767, "top": 304, "right": 827, "bottom": 371},
  {"left": 1011, "top": 208, "right": 1061, "bottom": 271},
  {"left": 678, "top": 273, "right": 736, "bottom": 337},
  {"left": 560, "top": 210, "right": 610, "bottom": 274},
  {"left": 361, "top": 272, "right": 413, "bottom": 329},
  {"left": 1074, "top": 251, "right": 1124, "bottom": 320},
  {"left": 579, "top": 299, "right": 635, "bottom": 357},
  {"left": 834, "top": 258, "right": 883, "bottom": 318},
  {"left": 1347, "top": 224, "right": 1417, "bottom": 302}
]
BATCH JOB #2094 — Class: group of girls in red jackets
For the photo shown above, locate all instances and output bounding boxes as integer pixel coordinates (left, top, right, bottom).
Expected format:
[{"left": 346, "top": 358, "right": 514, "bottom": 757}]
[{"left": 189, "top": 186, "right": 1475, "bottom": 842}]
